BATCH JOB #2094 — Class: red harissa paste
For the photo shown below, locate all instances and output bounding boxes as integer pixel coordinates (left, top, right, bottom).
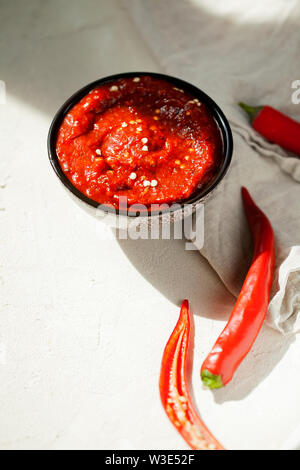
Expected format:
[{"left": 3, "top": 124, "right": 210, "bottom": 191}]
[{"left": 56, "top": 76, "right": 222, "bottom": 209}]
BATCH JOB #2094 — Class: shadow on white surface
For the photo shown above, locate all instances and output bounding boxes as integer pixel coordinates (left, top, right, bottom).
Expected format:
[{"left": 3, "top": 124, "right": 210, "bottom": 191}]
[
  {"left": 0, "top": 0, "right": 160, "bottom": 119},
  {"left": 117, "top": 235, "right": 234, "bottom": 321},
  {"left": 211, "top": 326, "right": 296, "bottom": 403}
]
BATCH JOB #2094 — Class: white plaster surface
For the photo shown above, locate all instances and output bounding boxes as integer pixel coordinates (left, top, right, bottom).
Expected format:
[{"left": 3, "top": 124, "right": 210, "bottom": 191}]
[{"left": 0, "top": 0, "right": 299, "bottom": 450}]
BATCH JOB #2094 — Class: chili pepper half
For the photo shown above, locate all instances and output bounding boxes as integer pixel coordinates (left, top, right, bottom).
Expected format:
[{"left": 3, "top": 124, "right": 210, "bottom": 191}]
[
  {"left": 160, "top": 300, "right": 224, "bottom": 450},
  {"left": 239, "top": 102, "right": 300, "bottom": 157},
  {"left": 201, "top": 188, "right": 275, "bottom": 389}
]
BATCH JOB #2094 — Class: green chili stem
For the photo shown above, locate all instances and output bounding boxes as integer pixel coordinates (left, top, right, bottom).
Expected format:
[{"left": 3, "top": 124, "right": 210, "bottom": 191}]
[{"left": 238, "top": 102, "right": 263, "bottom": 122}]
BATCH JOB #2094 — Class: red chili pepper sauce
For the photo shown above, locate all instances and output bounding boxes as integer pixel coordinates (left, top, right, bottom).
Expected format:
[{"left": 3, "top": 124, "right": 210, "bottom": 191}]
[{"left": 56, "top": 76, "right": 222, "bottom": 209}]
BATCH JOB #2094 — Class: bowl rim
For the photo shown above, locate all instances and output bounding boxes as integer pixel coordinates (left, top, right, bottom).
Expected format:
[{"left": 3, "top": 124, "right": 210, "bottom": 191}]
[{"left": 47, "top": 71, "right": 233, "bottom": 218}]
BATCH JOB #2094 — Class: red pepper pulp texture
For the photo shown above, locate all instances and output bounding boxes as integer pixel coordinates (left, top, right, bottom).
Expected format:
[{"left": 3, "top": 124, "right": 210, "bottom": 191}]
[
  {"left": 160, "top": 300, "right": 224, "bottom": 450},
  {"left": 56, "top": 76, "right": 222, "bottom": 209},
  {"left": 201, "top": 188, "right": 275, "bottom": 389}
]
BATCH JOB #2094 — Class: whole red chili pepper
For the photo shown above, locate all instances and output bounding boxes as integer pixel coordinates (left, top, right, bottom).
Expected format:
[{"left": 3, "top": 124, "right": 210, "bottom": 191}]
[
  {"left": 160, "top": 300, "right": 224, "bottom": 450},
  {"left": 201, "top": 188, "right": 275, "bottom": 389},
  {"left": 239, "top": 102, "right": 300, "bottom": 157}
]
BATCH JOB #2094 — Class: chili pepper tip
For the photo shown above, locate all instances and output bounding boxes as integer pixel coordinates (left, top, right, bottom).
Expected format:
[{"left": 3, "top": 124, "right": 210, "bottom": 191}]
[
  {"left": 241, "top": 187, "right": 256, "bottom": 213},
  {"left": 201, "top": 370, "right": 223, "bottom": 389},
  {"left": 238, "top": 102, "right": 263, "bottom": 123},
  {"left": 241, "top": 186, "right": 249, "bottom": 199}
]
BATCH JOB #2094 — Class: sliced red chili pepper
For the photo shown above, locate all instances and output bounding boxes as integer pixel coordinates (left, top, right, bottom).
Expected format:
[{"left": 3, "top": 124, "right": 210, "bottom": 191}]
[
  {"left": 239, "top": 102, "right": 300, "bottom": 157},
  {"left": 201, "top": 188, "right": 275, "bottom": 389},
  {"left": 160, "top": 300, "right": 224, "bottom": 450}
]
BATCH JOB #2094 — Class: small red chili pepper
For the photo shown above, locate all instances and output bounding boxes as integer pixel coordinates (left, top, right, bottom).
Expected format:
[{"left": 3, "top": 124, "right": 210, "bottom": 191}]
[
  {"left": 160, "top": 300, "right": 224, "bottom": 450},
  {"left": 201, "top": 188, "right": 275, "bottom": 389},
  {"left": 239, "top": 102, "right": 300, "bottom": 157}
]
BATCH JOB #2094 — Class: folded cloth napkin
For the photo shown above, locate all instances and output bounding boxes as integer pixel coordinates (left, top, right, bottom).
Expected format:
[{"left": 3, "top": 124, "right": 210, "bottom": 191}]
[{"left": 122, "top": 0, "right": 300, "bottom": 334}]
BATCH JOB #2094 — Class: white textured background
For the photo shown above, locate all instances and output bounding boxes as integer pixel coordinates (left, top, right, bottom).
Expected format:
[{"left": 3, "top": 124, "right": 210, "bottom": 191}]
[{"left": 0, "top": 0, "right": 299, "bottom": 450}]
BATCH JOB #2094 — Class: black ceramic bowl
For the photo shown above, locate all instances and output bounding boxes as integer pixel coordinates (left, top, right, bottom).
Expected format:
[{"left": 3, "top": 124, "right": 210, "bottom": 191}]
[{"left": 48, "top": 72, "right": 233, "bottom": 218}]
